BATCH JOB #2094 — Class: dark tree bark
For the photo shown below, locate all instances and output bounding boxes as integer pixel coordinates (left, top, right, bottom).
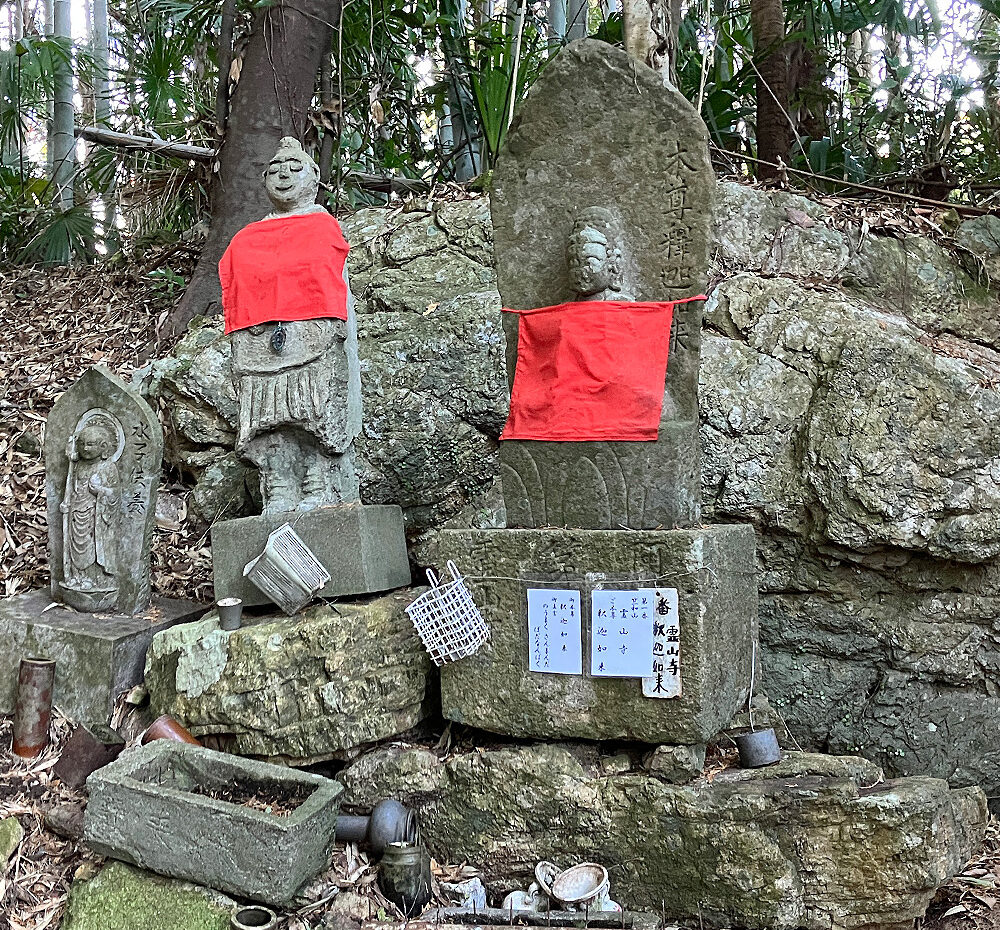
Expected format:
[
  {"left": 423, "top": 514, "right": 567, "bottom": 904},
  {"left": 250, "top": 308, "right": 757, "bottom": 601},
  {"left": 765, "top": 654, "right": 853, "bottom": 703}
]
[
  {"left": 750, "top": 0, "right": 790, "bottom": 181},
  {"left": 162, "top": 0, "right": 336, "bottom": 344}
]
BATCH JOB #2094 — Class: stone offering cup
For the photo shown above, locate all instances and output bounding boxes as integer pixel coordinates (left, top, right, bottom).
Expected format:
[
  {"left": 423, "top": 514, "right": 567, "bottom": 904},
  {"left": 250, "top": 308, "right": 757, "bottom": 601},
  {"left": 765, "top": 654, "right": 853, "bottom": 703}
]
[
  {"left": 217, "top": 597, "right": 244, "bottom": 631},
  {"left": 733, "top": 727, "right": 781, "bottom": 768},
  {"left": 231, "top": 905, "right": 277, "bottom": 930}
]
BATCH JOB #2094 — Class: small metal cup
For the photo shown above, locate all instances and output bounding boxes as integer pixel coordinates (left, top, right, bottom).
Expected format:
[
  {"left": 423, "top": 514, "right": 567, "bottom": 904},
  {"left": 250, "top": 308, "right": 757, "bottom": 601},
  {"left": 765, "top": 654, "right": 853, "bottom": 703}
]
[
  {"left": 217, "top": 597, "right": 243, "bottom": 631},
  {"left": 734, "top": 727, "right": 781, "bottom": 768}
]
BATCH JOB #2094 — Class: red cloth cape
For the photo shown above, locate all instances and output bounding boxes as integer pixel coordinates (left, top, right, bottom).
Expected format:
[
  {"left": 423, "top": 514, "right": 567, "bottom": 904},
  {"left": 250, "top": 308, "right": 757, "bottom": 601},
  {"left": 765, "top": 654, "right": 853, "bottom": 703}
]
[
  {"left": 500, "top": 297, "right": 705, "bottom": 442},
  {"left": 219, "top": 211, "right": 350, "bottom": 334}
]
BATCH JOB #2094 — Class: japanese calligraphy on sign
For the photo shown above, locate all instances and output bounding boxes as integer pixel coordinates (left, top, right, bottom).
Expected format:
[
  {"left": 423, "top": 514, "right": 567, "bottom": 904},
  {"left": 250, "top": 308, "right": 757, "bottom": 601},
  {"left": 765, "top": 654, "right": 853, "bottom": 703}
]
[
  {"left": 642, "top": 587, "right": 681, "bottom": 698},
  {"left": 527, "top": 588, "right": 582, "bottom": 674},
  {"left": 590, "top": 590, "right": 654, "bottom": 678}
]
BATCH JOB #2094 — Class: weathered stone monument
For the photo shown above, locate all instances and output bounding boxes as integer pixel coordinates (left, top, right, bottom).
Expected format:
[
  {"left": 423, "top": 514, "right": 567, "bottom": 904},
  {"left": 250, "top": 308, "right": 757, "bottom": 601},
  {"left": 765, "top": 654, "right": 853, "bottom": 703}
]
[
  {"left": 0, "top": 367, "right": 200, "bottom": 724},
  {"left": 46, "top": 367, "right": 161, "bottom": 614},
  {"left": 427, "top": 39, "right": 756, "bottom": 744},
  {"left": 211, "top": 137, "right": 410, "bottom": 606}
]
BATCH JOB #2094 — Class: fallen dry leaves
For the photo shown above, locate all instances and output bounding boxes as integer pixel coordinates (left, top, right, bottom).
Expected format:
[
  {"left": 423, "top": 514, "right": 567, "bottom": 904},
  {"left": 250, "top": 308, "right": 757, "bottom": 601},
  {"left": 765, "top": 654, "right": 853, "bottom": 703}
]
[
  {"left": 0, "top": 261, "right": 212, "bottom": 605},
  {"left": 925, "top": 820, "right": 1000, "bottom": 930},
  {"left": 0, "top": 711, "right": 101, "bottom": 930}
]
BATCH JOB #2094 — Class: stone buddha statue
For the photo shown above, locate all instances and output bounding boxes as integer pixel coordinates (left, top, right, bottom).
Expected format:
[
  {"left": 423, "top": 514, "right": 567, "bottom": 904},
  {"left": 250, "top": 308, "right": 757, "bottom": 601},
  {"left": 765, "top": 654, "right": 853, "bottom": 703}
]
[
  {"left": 60, "top": 412, "right": 123, "bottom": 610},
  {"left": 567, "top": 206, "right": 637, "bottom": 302},
  {"left": 223, "top": 137, "right": 362, "bottom": 514}
]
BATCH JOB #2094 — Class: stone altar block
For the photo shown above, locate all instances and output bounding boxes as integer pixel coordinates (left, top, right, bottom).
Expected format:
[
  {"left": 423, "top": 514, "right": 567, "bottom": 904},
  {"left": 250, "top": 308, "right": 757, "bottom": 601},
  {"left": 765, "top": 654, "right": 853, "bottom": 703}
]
[
  {"left": 211, "top": 502, "right": 410, "bottom": 607},
  {"left": 426, "top": 525, "right": 756, "bottom": 744},
  {"left": 0, "top": 590, "right": 201, "bottom": 725}
]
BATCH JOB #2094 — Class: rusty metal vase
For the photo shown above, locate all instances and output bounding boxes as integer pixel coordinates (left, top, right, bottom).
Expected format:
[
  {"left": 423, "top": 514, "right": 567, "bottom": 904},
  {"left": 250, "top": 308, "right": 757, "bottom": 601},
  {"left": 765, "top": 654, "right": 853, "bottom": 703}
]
[{"left": 12, "top": 657, "right": 56, "bottom": 759}]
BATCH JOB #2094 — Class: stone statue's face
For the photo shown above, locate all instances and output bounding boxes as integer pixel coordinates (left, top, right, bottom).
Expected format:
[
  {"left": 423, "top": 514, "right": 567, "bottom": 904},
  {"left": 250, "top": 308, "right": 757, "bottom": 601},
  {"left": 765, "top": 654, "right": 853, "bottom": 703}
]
[
  {"left": 265, "top": 153, "right": 318, "bottom": 212},
  {"left": 568, "top": 225, "right": 618, "bottom": 298},
  {"left": 77, "top": 427, "right": 111, "bottom": 461}
]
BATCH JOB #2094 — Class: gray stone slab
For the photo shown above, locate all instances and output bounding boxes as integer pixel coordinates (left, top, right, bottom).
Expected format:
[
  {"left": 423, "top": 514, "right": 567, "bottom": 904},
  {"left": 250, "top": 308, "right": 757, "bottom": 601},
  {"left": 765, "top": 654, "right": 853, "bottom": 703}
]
[
  {"left": 0, "top": 590, "right": 202, "bottom": 725},
  {"left": 424, "top": 524, "right": 757, "bottom": 743},
  {"left": 84, "top": 741, "right": 344, "bottom": 907},
  {"left": 211, "top": 501, "right": 410, "bottom": 607}
]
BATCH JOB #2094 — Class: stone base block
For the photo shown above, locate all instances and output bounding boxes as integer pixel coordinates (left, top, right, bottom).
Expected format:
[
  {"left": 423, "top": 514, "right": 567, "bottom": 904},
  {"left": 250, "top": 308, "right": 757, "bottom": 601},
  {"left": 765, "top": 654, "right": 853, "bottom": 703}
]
[
  {"left": 341, "top": 744, "right": 989, "bottom": 930},
  {"left": 211, "top": 502, "right": 411, "bottom": 607},
  {"left": 0, "top": 590, "right": 202, "bottom": 725},
  {"left": 144, "top": 590, "right": 433, "bottom": 764},
  {"left": 84, "top": 741, "right": 344, "bottom": 907},
  {"left": 424, "top": 525, "right": 757, "bottom": 743}
]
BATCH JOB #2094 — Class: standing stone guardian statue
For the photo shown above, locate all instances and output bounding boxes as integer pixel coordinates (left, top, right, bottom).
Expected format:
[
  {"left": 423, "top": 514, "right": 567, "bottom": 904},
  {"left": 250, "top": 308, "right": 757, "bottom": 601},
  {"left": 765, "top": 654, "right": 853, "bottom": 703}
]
[
  {"left": 211, "top": 137, "right": 410, "bottom": 608},
  {"left": 220, "top": 136, "right": 362, "bottom": 513}
]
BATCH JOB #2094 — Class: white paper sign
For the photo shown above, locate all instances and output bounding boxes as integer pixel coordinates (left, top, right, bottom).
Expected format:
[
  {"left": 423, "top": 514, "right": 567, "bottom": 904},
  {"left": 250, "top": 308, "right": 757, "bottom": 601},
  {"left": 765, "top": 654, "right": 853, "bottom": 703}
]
[
  {"left": 642, "top": 587, "right": 682, "bottom": 698},
  {"left": 527, "top": 589, "right": 582, "bottom": 674},
  {"left": 590, "top": 590, "right": 655, "bottom": 677}
]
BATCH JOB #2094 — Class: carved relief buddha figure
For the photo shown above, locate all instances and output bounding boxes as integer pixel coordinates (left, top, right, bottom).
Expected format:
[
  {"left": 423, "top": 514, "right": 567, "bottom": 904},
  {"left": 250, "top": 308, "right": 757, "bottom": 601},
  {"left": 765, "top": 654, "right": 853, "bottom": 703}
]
[
  {"left": 60, "top": 413, "right": 123, "bottom": 609},
  {"left": 220, "top": 137, "right": 362, "bottom": 514},
  {"left": 567, "top": 207, "right": 637, "bottom": 302},
  {"left": 499, "top": 204, "right": 700, "bottom": 529}
]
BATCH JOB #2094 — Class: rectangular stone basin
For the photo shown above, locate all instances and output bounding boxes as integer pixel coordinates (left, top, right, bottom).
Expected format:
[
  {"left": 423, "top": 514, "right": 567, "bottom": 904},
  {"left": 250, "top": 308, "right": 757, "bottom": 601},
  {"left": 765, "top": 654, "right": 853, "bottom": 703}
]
[{"left": 84, "top": 741, "right": 343, "bottom": 906}]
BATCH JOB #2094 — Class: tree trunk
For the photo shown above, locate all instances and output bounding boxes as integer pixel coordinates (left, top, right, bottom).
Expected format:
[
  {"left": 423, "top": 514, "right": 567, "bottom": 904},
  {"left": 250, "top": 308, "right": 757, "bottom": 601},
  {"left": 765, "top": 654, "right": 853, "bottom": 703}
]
[
  {"left": 750, "top": 0, "right": 790, "bottom": 181},
  {"left": 52, "top": 0, "right": 74, "bottom": 212},
  {"left": 164, "top": 0, "right": 335, "bottom": 343},
  {"left": 623, "top": 0, "right": 680, "bottom": 78}
]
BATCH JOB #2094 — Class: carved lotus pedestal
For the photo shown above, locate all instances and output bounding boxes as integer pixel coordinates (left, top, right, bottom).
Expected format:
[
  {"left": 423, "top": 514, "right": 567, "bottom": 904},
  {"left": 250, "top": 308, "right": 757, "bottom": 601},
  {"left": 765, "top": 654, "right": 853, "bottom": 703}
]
[
  {"left": 423, "top": 524, "right": 757, "bottom": 744},
  {"left": 211, "top": 501, "right": 411, "bottom": 608}
]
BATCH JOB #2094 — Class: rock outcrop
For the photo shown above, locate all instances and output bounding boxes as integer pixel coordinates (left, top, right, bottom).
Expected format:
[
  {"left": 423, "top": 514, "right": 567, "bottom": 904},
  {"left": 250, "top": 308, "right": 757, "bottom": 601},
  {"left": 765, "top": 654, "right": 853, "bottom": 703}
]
[
  {"left": 151, "top": 184, "right": 1000, "bottom": 798},
  {"left": 339, "top": 743, "right": 988, "bottom": 930}
]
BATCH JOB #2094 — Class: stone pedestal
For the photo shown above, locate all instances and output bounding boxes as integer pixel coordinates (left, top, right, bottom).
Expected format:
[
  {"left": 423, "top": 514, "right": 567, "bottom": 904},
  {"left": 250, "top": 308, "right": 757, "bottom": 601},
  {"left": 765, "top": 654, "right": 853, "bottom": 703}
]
[
  {"left": 0, "top": 590, "right": 201, "bottom": 725},
  {"left": 144, "top": 590, "right": 433, "bottom": 764},
  {"left": 424, "top": 525, "right": 756, "bottom": 744},
  {"left": 211, "top": 501, "right": 410, "bottom": 607}
]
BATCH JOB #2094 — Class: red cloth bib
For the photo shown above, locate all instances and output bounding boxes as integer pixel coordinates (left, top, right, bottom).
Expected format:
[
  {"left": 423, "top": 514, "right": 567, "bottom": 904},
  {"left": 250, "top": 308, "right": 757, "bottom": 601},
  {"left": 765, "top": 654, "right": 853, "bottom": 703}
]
[
  {"left": 500, "top": 297, "right": 705, "bottom": 442},
  {"left": 219, "top": 211, "right": 350, "bottom": 334}
]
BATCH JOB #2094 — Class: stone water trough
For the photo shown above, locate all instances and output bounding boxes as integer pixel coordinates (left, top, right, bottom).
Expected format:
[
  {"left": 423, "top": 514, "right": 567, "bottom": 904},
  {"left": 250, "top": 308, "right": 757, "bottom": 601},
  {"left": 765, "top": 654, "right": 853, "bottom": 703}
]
[{"left": 83, "top": 741, "right": 343, "bottom": 906}]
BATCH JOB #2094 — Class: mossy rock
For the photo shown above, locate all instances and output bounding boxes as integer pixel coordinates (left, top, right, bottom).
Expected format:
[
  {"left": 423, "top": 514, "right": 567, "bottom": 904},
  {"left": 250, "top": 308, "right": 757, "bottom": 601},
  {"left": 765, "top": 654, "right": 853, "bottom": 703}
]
[{"left": 62, "top": 861, "right": 234, "bottom": 930}]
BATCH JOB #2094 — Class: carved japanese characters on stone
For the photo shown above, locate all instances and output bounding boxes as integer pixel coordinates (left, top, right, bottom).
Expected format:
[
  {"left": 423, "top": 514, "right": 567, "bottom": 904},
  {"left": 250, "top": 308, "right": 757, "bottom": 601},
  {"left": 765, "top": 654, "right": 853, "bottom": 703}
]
[
  {"left": 60, "top": 411, "right": 124, "bottom": 609},
  {"left": 492, "top": 40, "right": 714, "bottom": 530},
  {"left": 46, "top": 367, "right": 162, "bottom": 615},
  {"left": 223, "top": 137, "right": 362, "bottom": 514}
]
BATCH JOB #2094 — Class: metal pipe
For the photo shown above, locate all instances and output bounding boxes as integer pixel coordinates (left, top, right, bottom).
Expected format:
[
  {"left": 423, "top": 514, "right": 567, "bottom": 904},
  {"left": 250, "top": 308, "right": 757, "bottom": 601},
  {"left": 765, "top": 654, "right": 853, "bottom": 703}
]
[
  {"left": 140, "top": 714, "right": 201, "bottom": 746},
  {"left": 335, "top": 799, "right": 419, "bottom": 854},
  {"left": 13, "top": 657, "right": 56, "bottom": 758}
]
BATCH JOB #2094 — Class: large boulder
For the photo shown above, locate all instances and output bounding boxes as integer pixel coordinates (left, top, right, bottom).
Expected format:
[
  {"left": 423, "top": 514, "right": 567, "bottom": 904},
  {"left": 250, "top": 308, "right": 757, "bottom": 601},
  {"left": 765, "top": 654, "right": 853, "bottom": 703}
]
[
  {"left": 62, "top": 862, "right": 234, "bottom": 930},
  {"left": 144, "top": 590, "right": 433, "bottom": 763},
  {"left": 339, "top": 743, "right": 988, "bottom": 930}
]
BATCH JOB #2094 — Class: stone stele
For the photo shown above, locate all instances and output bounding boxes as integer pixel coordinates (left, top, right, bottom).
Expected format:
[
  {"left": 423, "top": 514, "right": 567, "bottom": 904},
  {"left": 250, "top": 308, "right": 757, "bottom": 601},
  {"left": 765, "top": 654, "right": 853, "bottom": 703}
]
[
  {"left": 426, "top": 525, "right": 757, "bottom": 743},
  {"left": 45, "top": 366, "right": 162, "bottom": 615},
  {"left": 492, "top": 39, "right": 714, "bottom": 529}
]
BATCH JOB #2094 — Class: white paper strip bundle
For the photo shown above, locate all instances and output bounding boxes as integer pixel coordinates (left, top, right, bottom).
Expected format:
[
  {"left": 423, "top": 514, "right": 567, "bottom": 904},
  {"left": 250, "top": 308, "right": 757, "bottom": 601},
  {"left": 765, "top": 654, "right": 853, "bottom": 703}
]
[
  {"left": 406, "top": 560, "right": 490, "bottom": 666},
  {"left": 243, "top": 523, "right": 331, "bottom": 615}
]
